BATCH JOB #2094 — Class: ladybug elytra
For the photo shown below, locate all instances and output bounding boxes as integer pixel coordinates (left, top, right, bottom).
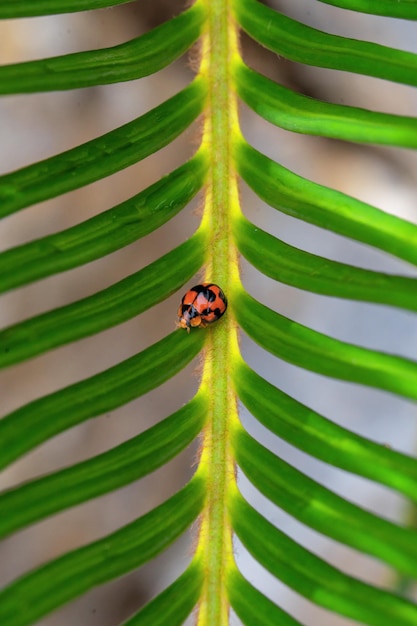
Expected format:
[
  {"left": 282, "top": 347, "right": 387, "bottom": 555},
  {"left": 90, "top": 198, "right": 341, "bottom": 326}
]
[{"left": 177, "top": 283, "right": 227, "bottom": 332}]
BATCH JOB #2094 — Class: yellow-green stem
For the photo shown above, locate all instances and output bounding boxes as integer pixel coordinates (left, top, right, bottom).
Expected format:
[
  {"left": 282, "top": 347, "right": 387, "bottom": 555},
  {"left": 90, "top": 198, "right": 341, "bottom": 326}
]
[{"left": 195, "top": 0, "right": 241, "bottom": 624}]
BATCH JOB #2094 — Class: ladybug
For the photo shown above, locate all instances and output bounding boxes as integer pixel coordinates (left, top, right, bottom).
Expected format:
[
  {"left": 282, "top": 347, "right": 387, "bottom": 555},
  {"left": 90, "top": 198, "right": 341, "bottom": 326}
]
[{"left": 177, "top": 283, "right": 227, "bottom": 332}]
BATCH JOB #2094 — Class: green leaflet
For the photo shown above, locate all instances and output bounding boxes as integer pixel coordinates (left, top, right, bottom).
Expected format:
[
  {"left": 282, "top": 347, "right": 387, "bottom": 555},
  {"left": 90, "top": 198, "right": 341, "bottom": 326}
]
[
  {"left": 227, "top": 566, "right": 302, "bottom": 626},
  {"left": 0, "top": 3, "right": 206, "bottom": 93},
  {"left": 233, "top": 0, "right": 417, "bottom": 86},
  {"left": 0, "top": 77, "right": 207, "bottom": 217},
  {"left": 233, "top": 287, "right": 417, "bottom": 401},
  {"left": 230, "top": 491, "right": 417, "bottom": 626},
  {"left": 235, "top": 140, "right": 417, "bottom": 267},
  {"left": 233, "top": 360, "right": 417, "bottom": 502},
  {"left": 0, "top": 0, "right": 134, "bottom": 18},
  {"left": 0, "top": 330, "right": 205, "bottom": 469},
  {"left": 0, "top": 394, "right": 207, "bottom": 538},
  {"left": 233, "top": 213, "right": 417, "bottom": 311},
  {"left": 232, "top": 424, "right": 417, "bottom": 577},
  {"left": 0, "top": 476, "right": 205, "bottom": 626},
  {"left": 0, "top": 228, "right": 207, "bottom": 368},
  {"left": 234, "top": 62, "right": 417, "bottom": 148},
  {"left": 317, "top": 0, "right": 417, "bottom": 19},
  {"left": 0, "top": 153, "right": 208, "bottom": 293},
  {"left": 123, "top": 559, "right": 203, "bottom": 626}
]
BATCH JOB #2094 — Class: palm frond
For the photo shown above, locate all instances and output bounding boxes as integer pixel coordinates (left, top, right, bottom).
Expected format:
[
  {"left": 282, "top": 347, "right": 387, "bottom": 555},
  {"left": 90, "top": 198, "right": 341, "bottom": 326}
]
[{"left": 1, "top": 0, "right": 417, "bottom": 624}]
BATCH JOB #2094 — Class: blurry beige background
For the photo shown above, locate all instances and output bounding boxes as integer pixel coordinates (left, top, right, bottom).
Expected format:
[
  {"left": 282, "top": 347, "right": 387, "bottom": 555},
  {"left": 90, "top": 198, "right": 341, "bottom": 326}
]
[{"left": 1, "top": 1, "right": 417, "bottom": 624}]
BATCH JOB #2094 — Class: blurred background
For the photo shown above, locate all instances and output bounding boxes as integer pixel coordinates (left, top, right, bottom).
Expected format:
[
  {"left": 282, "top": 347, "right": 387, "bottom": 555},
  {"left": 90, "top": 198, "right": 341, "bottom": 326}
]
[{"left": 0, "top": 0, "right": 417, "bottom": 624}]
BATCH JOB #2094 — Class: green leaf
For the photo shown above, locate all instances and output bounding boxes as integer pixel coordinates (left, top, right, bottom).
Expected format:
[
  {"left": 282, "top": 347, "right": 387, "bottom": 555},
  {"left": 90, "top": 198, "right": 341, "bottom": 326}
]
[
  {"left": 230, "top": 491, "right": 417, "bottom": 626},
  {"left": 2, "top": 0, "right": 417, "bottom": 623},
  {"left": 233, "top": 360, "right": 417, "bottom": 502},
  {"left": 0, "top": 3, "right": 206, "bottom": 93},
  {"left": 0, "top": 0, "right": 134, "bottom": 18},
  {"left": 0, "top": 394, "right": 206, "bottom": 539},
  {"left": 0, "top": 476, "right": 205, "bottom": 626},
  {"left": 233, "top": 0, "right": 417, "bottom": 86},
  {"left": 0, "top": 77, "right": 206, "bottom": 217},
  {"left": 123, "top": 559, "right": 204, "bottom": 626},
  {"left": 0, "top": 153, "right": 207, "bottom": 293},
  {"left": 235, "top": 140, "right": 417, "bottom": 267},
  {"left": 233, "top": 424, "right": 417, "bottom": 577},
  {"left": 234, "top": 213, "right": 417, "bottom": 312},
  {"left": 227, "top": 566, "right": 302, "bottom": 626},
  {"left": 0, "top": 228, "right": 207, "bottom": 368},
  {"left": 233, "top": 287, "right": 417, "bottom": 401},
  {"left": 234, "top": 62, "right": 417, "bottom": 148},
  {"left": 316, "top": 0, "right": 417, "bottom": 19},
  {"left": 0, "top": 330, "right": 205, "bottom": 470}
]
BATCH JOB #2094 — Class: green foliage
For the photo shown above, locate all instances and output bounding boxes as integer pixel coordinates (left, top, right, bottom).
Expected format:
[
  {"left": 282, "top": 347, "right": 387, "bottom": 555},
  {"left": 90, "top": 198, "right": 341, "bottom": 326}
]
[
  {"left": 0, "top": 153, "right": 208, "bottom": 292},
  {"left": 0, "top": 396, "right": 207, "bottom": 538},
  {"left": 0, "top": 4, "right": 205, "bottom": 92},
  {"left": 0, "top": 79, "right": 206, "bottom": 216},
  {"left": 0, "top": 477, "right": 205, "bottom": 626},
  {"left": 1, "top": 0, "right": 417, "bottom": 624}
]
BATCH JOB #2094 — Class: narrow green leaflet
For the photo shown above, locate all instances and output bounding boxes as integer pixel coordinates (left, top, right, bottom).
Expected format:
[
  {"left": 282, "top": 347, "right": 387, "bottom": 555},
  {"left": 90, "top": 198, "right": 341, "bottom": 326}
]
[
  {"left": 235, "top": 140, "right": 417, "bottom": 267},
  {"left": 0, "top": 77, "right": 206, "bottom": 217},
  {"left": 317, "top": 0, "right": 417, "bottom": 19},
  {"left": 233, "top": 0, "right": 417, "bottom": 86},
  {"left": 0, "top": 228, "right": 207, "bottom": 368},
  {"left": 233, "top": 287, "right": 417, "bottom": 400},
  {"left": 227, "top": 566, "right": 302, "bottom": 626},
  {"left": 233, "top": 360, "right": 417, "bottom": 502},
  {"left": 0, "top": 0, "right": 134, "bottom": 18},
  {"left": 0, "top": 330, "right": 205, "bottom": 470},
  {"left": 0, "top": 394, "right": 207, "bottom": 539},
  {"left": 234, "top": 62, "right": 417, "bottom": 148},
  {"left": 0, "top": 476, "right": 205, "bottom": 626},
  {"left": 234, "top": 213, "right": 417, "bottom": 312},
  {"left": 230, "top": 491, "right": 417, "bottom": 626},
  {"left": 233, "top": 425, "right": 417, "bottom": 577},
  {"left": 0, "top": 3, "right": 206, "bottom": 94},
  {"left": 0, "top": 153, "right": 207, "bottom": 293},
  {"left": 123, "top": 559, "right": 203, "bottom": 626}
]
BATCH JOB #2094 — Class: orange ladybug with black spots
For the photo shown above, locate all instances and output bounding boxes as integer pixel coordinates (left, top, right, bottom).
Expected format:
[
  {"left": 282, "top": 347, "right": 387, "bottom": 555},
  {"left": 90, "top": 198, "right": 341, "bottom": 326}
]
[{"left": 177, "top": 283, "right": 227, "bottom": 332}]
